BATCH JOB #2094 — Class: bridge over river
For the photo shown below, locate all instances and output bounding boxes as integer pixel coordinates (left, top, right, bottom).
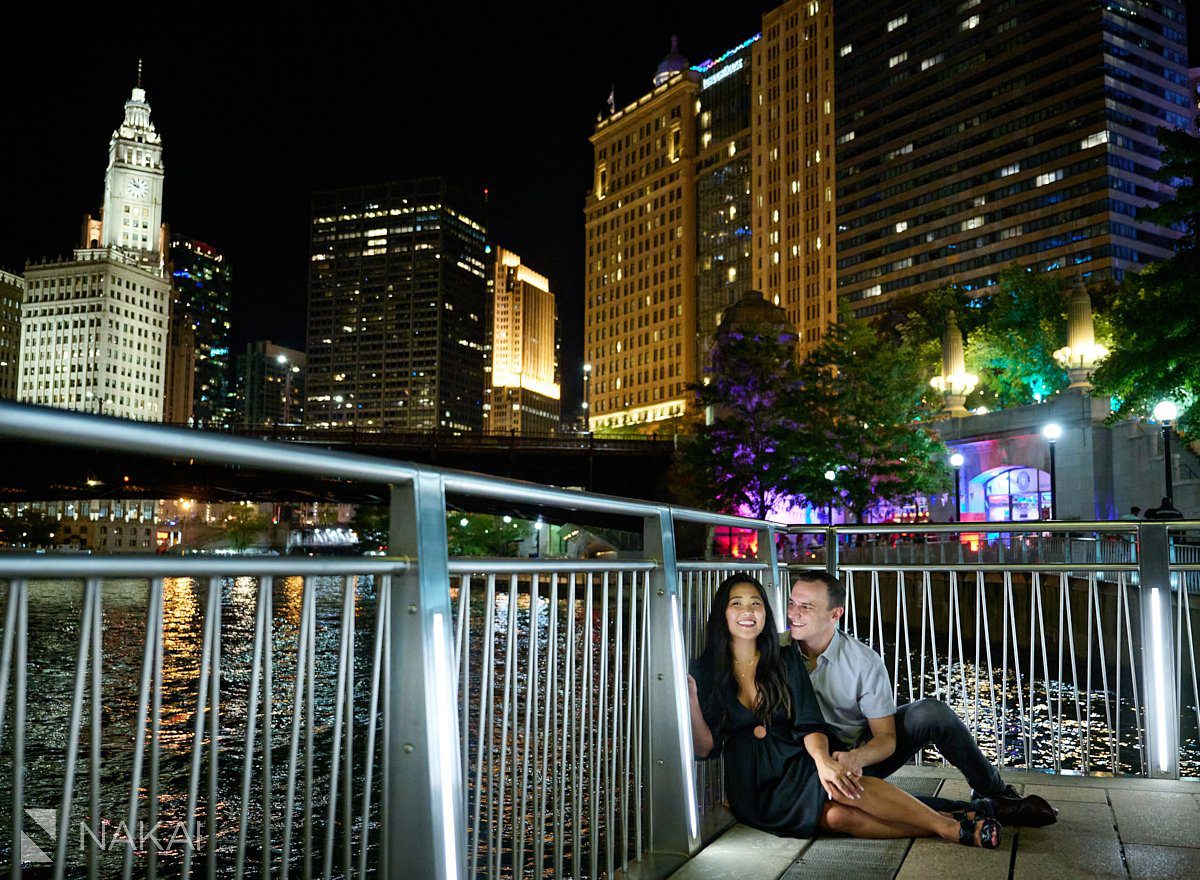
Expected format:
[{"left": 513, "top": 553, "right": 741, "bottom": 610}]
[{"left": 0, "top": 401, "right": 1196, "bottom": 879}]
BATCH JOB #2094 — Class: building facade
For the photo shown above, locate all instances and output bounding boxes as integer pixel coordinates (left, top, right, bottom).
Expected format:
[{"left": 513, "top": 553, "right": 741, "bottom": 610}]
[
  {"left": 585, "top": 45, "right": 698, "bottom": 432},
  {"left": 694, "top": 36, "right": 757, "bottom": 368},
  {"left": 833, "top": 0, "right": 1188, "bottom": 317},
  {"left": 18, "top": 72, "right": 170, "bottom": 422},
  {"left": 484, "top": 247, "right": 560, "bottom": 434},
  {"left": 306, "top": 178, "right": 489, "bottom": 431},
  {"left": 169, "top": 237, "right": 234, "bottom": 424},
  {"left": 753, "top": 0, "right": 839, "bottom": 349},
  {"left": 239, "top": 340, "right": 306, "bottom": 426},
  {"left": 0, "top": 270, "right": 23, "bottom": 399}
]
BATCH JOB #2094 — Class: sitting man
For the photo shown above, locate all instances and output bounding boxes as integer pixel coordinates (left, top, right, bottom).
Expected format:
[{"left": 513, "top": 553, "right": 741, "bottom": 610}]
[{"left": 787, "top": 569, "right": 1057, "bottom": 827}]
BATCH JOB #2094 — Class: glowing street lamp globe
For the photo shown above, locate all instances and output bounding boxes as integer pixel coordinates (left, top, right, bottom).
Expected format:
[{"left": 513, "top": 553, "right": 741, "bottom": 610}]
[
  {"left": 1042, "top": 423, "right": 1063, "bottom": 442},
  {"left": 1153, "top": 400, "right": 1179, "bottom": 424},
  {"left": 949, "top": 453, "right": 964, "bottom": 468}
]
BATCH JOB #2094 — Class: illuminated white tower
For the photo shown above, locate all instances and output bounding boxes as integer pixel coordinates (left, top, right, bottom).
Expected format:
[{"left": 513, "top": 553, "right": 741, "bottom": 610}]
[{"left": 19, "top": 64, "right": 171, "bottom": 421}]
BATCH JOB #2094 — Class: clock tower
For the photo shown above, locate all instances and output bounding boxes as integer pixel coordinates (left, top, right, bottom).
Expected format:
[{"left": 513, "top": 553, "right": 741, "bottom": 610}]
[{"left": 96, "top": 60, "right": 165, "bottom": 263}]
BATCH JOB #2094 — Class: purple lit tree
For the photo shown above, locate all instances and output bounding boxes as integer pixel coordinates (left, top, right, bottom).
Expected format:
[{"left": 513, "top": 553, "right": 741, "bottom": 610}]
[{"left": 674, "top": 294, "right": 821, "bottom": 519}]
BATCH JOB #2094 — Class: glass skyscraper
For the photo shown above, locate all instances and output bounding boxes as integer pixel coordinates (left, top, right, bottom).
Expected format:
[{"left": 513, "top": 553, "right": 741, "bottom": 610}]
[
  {"left": 169, "top": 236, "right": 233, "bottom": 424},
  {"left": 834, "top": 0, "right": 1188, "bottom": 316},
  {"left": 307, "top": 177, "right": 489, "bottom": 431}
]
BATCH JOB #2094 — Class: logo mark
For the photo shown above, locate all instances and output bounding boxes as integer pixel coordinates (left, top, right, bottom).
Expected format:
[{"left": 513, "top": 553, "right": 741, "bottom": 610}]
[{"left": 22, "top": 808, "right": 57, "bottom": 863}]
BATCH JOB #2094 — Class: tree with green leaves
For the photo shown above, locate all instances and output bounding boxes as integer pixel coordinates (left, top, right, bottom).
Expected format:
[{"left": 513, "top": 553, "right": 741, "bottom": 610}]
[
  {"left": 223, "top": 505, "right": 268, "bottom": 550},
  {"left": 1093, "top": 127, "right": 1200, "bottom": 436},
  {"left": 793, "top": 307, "right": 951, "bottom": 523},
  {"left": 674, "top": 313, "right": 816, "bottom": 519}
]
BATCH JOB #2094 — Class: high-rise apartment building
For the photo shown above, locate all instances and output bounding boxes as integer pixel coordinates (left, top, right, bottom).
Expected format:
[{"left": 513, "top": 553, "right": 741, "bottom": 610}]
[
  {"left": 170, "top": 237, "right": 234, "bottom": 424},
  {"left": 0, "top": 270, "right": 23, "bottom": 399},
  {"left": 695, "top": 36, "right": 757, "bottom": 366},
  {"left": 306, "top": 178, "right": 488, "bottom": 431},
  {"left": 19, "top": 70, "right": 170, "bottom": 421},
  {"left": 484, "top": 247, "right": 560, "bottom": 435},
  {"left": 585, "top": 44, "right": 698, "bottom": 432},
  {"left": 834, "top": 0, "right": 1188, "bottom": 316},
  {"left": 239, "top": 340, "right": 306, "bottom": 426},
  {"left": 753, "top": 0, "right": 839, "bottom": 348}
]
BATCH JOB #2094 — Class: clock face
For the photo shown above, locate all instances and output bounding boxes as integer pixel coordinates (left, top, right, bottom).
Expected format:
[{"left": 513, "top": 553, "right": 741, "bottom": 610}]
[{"left": 126, "top": 177, "right": 150, "bottom": 200}]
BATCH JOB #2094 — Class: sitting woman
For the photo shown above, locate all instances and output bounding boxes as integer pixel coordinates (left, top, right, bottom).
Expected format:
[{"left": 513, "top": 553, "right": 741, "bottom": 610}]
[{"left": 687, "top": 575, "right": 1000, "bottom": 848}]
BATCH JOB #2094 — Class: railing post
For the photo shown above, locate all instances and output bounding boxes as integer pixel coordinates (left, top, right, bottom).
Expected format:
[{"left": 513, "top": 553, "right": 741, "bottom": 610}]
[
  {"left": 757, "top": 524, "right": 785, "bottom": 632},
  {"left": 825, "top": 525, "right": 840, "bottom": 580},
  {"left": 1136, "top": 523, "right": 1180, "bottom": 779},
  {"left": 387, "top": 470, "right": 465, "bottom": 879},
  {"left": 643, "top": 507, "right": 700, "bottom": 859}
]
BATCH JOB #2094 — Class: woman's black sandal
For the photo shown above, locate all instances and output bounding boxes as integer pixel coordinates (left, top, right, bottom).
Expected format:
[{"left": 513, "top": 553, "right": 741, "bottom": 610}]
[{"left": 958, "top": 817, "right": 1002, "bottom": 848}]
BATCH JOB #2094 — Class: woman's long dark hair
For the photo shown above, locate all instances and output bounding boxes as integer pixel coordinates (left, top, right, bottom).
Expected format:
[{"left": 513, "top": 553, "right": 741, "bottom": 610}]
[{"left": 699, "top": 574, "right": 791, "bottom": 727}]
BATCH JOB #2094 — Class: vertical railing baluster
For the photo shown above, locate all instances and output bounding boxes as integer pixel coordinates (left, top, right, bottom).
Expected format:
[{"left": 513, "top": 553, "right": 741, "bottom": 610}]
[
  {"left": 180, "top": 576, "right": 218, "bottom": 880},
  {"left": 11, "top": 579, "right": 28, "bottom": 880},
  {"left": 149, "top": 577, "right": 164, "bottom": 880},
  {"left": 54, "top": 578, "right": 96, "bottom": 879},
  {"left": 477, "top": 574, "right": 497, "bottom": 880},
  {"left": 358, "top": 577, "right": 389, "bottom": 880},
  {"left": 281, "top": 576, "right": 315, "bottom": 880},
  {"left": 89, "top": 579, "right": 101, "bottom": 880},
  {"left": 124, "top": 577, "right": 164, "bottom": 880},
  {"left": 322, "top": 576, "right": 354, "bottom": 880},
  {"left": 261, "top": 576, "right": 273, "bottom": 879},
  {"left": 235, "top": 577, "right": 269, "bottom": 880}
]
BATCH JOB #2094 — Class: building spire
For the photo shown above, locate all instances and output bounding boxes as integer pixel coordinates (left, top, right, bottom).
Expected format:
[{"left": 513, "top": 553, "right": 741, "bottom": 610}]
[{"left": 136, "top": 58, "right": 143, "bottom": 89}]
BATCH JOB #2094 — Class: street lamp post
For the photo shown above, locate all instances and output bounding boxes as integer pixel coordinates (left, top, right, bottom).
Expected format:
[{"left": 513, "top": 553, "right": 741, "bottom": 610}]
[
  {"left": 582, "top": 363, "right": 592, "bottom": 434},
  {"left": 949, "top": 452, "right": 964, "bottom": 522},
  {"left": 824, "top": 469, "right": 836, "bottom": 525},
  {"left": 1154, "top": 400, "right": 1179, "bottom": 508},
  {"left": 1042, "top": 423, "right": 1062, "bottom": 520}
]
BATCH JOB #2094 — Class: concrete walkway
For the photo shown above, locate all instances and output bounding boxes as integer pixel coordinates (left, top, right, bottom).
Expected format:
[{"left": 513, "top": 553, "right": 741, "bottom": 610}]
[{"left": 667, "top": 767, "right": 1200, "bottom": 880}]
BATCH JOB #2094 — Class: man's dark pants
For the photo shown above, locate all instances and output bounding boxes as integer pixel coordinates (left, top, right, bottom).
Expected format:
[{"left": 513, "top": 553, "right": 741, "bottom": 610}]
[{"left": 862, "top": 698, "right": 1005, "bottom": 813}]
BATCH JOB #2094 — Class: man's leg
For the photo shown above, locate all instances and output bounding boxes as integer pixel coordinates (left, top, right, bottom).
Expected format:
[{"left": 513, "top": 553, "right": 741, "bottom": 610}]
[{"left": 863, "top": 698, "right": 1005, "bottom": 813}]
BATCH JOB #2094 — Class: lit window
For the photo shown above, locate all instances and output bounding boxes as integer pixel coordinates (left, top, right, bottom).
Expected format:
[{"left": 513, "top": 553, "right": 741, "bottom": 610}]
[
  {"left": 837, "top": 131, "right": 856, "bottom": 145},
  {"left": 961, "top": 15, "right": 980, "bottom": 30},
  {"left": 864, "top": 284, "right": 882, "bottom": 298},
  {"left": 888, "top": 52, "right": 908, "bottom": 68},
  {"left": 1036, "top": 170, "right": 1064, "bottom": 187},
  {"left": 895, "top": 221, "right": 908, "bottom": 233},
  {"left": 999, "top": 162, "right": 1020, "bottom": 177},
  {"left": 961, "top": 216, "right": 984, "bottom": 231},
  {"left": 921, "top": 53, "right": 944, "bottom": 70},
  {"left": 1080, "top": 130, "right": 1109, "bottom": 149},
  {"left": 839, "top": 44, "right": 853, "bottom": 57},
  {"left": 887, "top": 14, "right": 908, "bottom": 30}
]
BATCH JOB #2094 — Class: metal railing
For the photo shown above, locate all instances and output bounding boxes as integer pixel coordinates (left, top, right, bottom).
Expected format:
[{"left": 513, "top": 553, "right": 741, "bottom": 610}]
[{"left": 0, "top": 400, "right": 1195, "bottom": 880}]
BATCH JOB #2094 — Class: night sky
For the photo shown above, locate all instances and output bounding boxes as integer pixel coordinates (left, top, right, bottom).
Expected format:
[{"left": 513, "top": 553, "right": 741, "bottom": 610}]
[{"left": 3, "top": 5, "right": 1197, "bottom": 415}]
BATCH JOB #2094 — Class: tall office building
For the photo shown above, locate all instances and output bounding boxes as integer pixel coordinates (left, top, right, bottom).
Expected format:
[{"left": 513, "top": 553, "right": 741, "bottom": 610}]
[
  {"left": 585, "top": 42, "right": 699, "bottom": 432},
  {"left": 19, "top": 69, "right": 171, "bottom": 421},
  {"left": 695, "top": 36, "right": 757, "bottom": 367},
  {"left": 169, "top": 237, "right": 234, "bottom": 424},
  {"left": 753, "top": 0, "right": 839, "bottom": 348},
  {"left": 484, "top": 247, "right": 560, "bottom": 435},
  {"left": 240, "top": 340, "right": 306, "bottom": 426},
  {"left": 306, "top": 178, "right": 489, "bottom": 431},
  {"left": 834, "top": 0, "right": 1188, "bottom": 316},
  {"left": 0, "top": 270, "right": 23, "bottom": 399}
]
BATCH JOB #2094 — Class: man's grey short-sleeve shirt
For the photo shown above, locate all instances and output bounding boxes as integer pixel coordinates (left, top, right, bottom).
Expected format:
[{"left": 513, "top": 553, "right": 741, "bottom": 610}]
[{"left": 800, "top": 628, "right": 896, "bottom": 748}]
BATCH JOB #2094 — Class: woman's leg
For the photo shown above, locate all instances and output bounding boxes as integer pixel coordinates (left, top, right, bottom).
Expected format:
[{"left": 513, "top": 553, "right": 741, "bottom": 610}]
[
  {"left": 828, "top": 776, "right": 960, "bottom": 842},
  {"left": 820, "top": 802, "right": 932, "bottom": 839}
]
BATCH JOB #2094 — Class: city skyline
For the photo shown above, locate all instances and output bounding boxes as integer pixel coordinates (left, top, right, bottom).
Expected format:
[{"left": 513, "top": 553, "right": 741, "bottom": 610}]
[{"left": 0, "top": 12, "right": 768, "bottom": 415}]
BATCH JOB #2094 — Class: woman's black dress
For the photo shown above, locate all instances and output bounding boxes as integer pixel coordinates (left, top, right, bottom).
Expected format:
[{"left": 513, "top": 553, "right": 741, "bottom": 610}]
[{"left": 690, "top": 647, "right": 843, "bottom": 838}]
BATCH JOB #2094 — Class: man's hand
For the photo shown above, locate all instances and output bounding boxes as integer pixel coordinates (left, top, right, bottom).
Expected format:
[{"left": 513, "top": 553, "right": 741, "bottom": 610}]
[
  {"left": 833, "top": 749, "right": 865, "bottom": 779},
  {"left": 815, "top": 755, "right": 864, "bottom": 800}
]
